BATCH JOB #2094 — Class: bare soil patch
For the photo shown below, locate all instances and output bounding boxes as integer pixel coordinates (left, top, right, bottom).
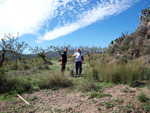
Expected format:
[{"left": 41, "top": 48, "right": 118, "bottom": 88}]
[{"left": 0, "top": 85, "right": 150, "bottom": 113}]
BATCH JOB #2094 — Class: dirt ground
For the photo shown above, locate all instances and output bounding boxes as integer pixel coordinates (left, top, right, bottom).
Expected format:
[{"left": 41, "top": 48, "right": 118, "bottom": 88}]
[{"left": 0, "top": 85, "right": 150, "bottom": 113}]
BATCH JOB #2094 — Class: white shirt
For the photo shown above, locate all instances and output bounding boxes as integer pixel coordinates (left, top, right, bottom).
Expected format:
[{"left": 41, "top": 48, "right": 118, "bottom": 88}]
[{"left": 74, "top": 51, "right": 83, "bottom": 62}]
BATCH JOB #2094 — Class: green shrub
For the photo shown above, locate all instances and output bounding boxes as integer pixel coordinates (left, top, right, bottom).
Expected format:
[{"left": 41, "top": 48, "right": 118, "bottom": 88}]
[
  {"left": 78, "top": 79, "right": 97, "bottom": 92},
  {"left": 0, "top": 76, "right": 33, "bottom": 94},
  {"left": 118, "top": 55, "right": 127, "bottom": 64},
  {"left": 143, "top": 45, "right": 150, "bottom": 55},
  {"left": 142, "top": 67, "right": 150, "bottom": 80},
  {"left": 137, "top": 92, "right": 149, "bottom": 102},
  {"left": 45, "top": 72, "right": 72, "bottom": 89},
  {"left": 120, "top": 37, "right": 131, "bottom": 52},
  {"left": 0, "top": 69, "right": 6, "bottom": 88},
  {"left": 38, "top": 65, "right": 44, "bottom": 70},
  {"left": 107, "top": 46, "right": 115, "bottom": 55},
  {"left": 23, "top": 64, "right": 31, "bottom": 70},
  {"left": 7, "top": 77, "right": 33, "bottom": 94},
  {"left": 38, "top": 77, "right": 48, "bottom": 89},
  {"left": 9, "top": 62, "right": 18, "bottom": 70},
  {"left": 136, "top": 22, "right": 147, "bottom": 36},
  {"left": 70, "top": 69, "right": 74, "bottom": 77},
  {"left": 44, "top": 64, "right": 50, "bottom": 70},
  {"left": 91, "top": 67, "right": 100, "bottom": 81},
  {"left": 120, "top": 85, "right": 131, "bottom": 93},
  {"left": 124, "top": 105, "right": 133, "bottom": 113},
  {"left": 89, "top": 91, "right": 103, "bottom": 99},
  {"left": 102, "top": 101, "right": 114, "bottom": 109},
  {"left": 84, "top": 65, "right": 100, "bottom": 82},
  {"left": 141, "top": 103, "right": 150, "bottom": 112}
]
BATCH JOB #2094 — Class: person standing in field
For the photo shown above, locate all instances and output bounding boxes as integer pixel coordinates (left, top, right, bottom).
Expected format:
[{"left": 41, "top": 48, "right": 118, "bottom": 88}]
[
  {"left": 60, "top": 47, "right": 68, "bottom": 73},
  {"left": 72, "top": 48, "right": 84, "bottom": 75}
]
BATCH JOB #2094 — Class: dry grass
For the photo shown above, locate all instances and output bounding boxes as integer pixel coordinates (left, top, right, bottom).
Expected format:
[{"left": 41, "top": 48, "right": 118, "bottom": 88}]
[
  {"left": 99, "top": 59, "right": 145, "bottom": 86},
  {"left": 46, "top": 72, "right": 73, "bottom": 89}
]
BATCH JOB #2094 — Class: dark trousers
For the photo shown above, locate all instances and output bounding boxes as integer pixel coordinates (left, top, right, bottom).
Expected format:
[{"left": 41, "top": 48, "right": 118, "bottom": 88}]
[
  {"left": 61, "top": 63, "right": 66, "bottom": 72},
  {"left": 75, "top": 61, "right": 82, "bottom": 75}
]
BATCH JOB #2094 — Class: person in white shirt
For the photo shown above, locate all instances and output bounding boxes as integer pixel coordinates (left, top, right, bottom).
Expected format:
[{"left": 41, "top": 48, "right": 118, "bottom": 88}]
[{"left": 72, "top": 48, "right": 84, "bottom": 75}]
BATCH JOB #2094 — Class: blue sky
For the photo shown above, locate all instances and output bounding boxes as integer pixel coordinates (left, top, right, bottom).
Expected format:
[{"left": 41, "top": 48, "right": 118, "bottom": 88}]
[{"left": 0, "top": 0, "right": 149, "bottom": 54}]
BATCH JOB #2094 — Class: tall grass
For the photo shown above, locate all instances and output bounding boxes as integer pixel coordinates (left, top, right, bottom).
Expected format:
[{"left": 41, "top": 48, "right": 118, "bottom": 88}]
[
  {"left": 39, "top": 72, "right": 72, "bottom": 89},
  {"left": 99, "top": 59, "right": 149, "bottom": 86}
]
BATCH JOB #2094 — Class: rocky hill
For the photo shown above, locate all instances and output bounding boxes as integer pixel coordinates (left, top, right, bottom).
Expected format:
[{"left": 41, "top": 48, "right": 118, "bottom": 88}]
[{"left": 106, "top": 10, "right": 150, "bottom": 65}]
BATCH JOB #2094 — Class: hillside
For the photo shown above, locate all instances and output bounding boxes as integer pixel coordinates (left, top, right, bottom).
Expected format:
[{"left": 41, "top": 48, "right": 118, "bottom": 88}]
[{"left": 106, "top": 14, "right": 150, "bottom": 65}]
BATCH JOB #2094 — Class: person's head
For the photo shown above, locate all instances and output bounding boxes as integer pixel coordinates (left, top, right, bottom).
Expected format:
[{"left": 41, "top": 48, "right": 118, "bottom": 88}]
[
  {"left": 76, "top": 48, "right": 80, "bottom": 52},
  {"left": 64, "top": 47, "right": 68, "bottom": 52}
]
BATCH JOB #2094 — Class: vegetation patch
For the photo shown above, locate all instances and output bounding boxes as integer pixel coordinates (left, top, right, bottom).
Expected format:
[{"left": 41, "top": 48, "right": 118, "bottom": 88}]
[{"left": 137, "top": 92, "right": 149, "bottom": 102}]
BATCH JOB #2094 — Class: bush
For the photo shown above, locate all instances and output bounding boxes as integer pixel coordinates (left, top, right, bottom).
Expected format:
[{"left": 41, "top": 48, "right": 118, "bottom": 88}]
[
  {"left": 99, "top": 59, "right": 144, "bottom": 85},
  {"left": 124, "top": 105, "right": 133, "bottom": 113},
  {"left": 38, "top": 77, "right": 47, "bottom": 89},
  {"left": 45, "top": 72, "right": 72, "bottom": 89},
  {"left": 141, "top": 103, "right": 150, "bottom": 112},
  {"left": 44, "top": 64, "right": 50, "bottom": 70},
  {"left": 38, "top": 65, "right": 44, "bottom": 70},
  {"left": 142, "top": 67, "right": 150, "bottom": 81},
  {"left": 89, "top": 91, "right": 103, "bottom": 99},
  {"left": 136, "top": 22, "right": 147, "bottom": 36},
  {"left": 107, "top": 46, "right": 115, "bottom": 55},
  {"left": 23, "top": 64, "right": 31, "bottom": 70},
  {"left": 0, "top": 69, "right": 6, "bottom": 87},
  {"left": 119, "top": 37, "right": 131, "bottom": 52},
  {"left": 0, "top": 76, "right": 33, "bottom": 94},
  {"left": 137, "top": 92, "right": 149, "bottom": 102},
  {"left": 102, "top": 101, "right": 114, "bottom": 109},
  {"left": 118, "top": 55, "right": 127, "bottom": 64},
  {"left": 9, "top": 62, "right": 18, "bottom": 70},
  {"left": 143, "top": 45, "right": 150, "bottom": 55},
  {"left": 83, "top": 67, "right": 100, "bottom": 82},
  {"left": 78, "top": 79, "right": 97, "bottom": 92},
  {"left": 135, "top": 36, "right": 143, "bottom": 46}
]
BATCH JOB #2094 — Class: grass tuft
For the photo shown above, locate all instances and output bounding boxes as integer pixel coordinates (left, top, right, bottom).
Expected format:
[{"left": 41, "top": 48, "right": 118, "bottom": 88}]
[{"left": 137, "top": 92, "right": 149, "bottom": 102}]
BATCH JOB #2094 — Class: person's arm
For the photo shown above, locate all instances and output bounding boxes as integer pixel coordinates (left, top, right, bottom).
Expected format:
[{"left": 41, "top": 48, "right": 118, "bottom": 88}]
[
  {"left": 72, "top": 52, "right": 77, "bottom": 57},
  {"left": 72, "top": 54, "right": 77, "bottom": 57},
  {"left": 61, "top": 54, "right": 64, "bottom": 65},
  {"left": 60, "top": 56, "right": 63, "bottom": 65}
]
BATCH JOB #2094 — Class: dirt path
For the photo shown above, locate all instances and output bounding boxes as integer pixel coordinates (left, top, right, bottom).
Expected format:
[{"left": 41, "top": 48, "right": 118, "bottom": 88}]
[{"left": 0, "top": 85, "right": 150, "bottom": 113}]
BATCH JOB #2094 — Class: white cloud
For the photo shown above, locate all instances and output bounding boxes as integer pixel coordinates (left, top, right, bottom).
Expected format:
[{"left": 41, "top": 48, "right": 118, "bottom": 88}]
[
  {"left": 0, "top": 0, "right": 139, "bottom": 42},
  {"left": 0, "top": 0, "right": 70, "bottom": 39},
  {"left": 37, "top": 23, "right": 80, "bottom": 43},
  {"left": 0, "top": 0, "right": 53, "bottom": 38},
  {"left": 37, "top": 0, "right": 139, "bottom": 42}
]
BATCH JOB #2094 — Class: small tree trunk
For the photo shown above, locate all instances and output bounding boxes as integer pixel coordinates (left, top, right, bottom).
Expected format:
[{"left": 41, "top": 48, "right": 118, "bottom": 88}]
[
  {"left": 18, "top": 54, "right": 22, "bottom": 61},
  {"left": 15, "top": 58, "right": 18, "bottom": 70},
  {"left": 39, "top": 54, "right": 47, "bottom": 63},
  {"left": 0, "top": 48, "right": 5, "bottom": 67}
]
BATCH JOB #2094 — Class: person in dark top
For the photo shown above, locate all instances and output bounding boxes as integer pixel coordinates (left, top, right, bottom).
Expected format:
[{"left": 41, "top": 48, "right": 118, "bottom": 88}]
[{"left": 61, "top": 47, "right": 68, "bottom": 73}]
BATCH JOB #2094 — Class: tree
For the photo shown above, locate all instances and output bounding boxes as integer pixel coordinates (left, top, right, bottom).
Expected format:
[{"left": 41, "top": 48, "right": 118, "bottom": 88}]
[
  {"left": 53, "top": 44, "right": 71, "bottom": 56},
  {"left": 53, "top": 45, "right": 64, "bottom": 57},
  {"left": 11, "top": 41, "right": 28, "bottom": 61},
  {"left": 0, "top": 34, "right": 17, "bottom": 67},
  {"left": 29, "top": 46, "right": 52, "bottom": 64},
  {"left": 0, "top": 33, "right": 28, "bottom": 68}
]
